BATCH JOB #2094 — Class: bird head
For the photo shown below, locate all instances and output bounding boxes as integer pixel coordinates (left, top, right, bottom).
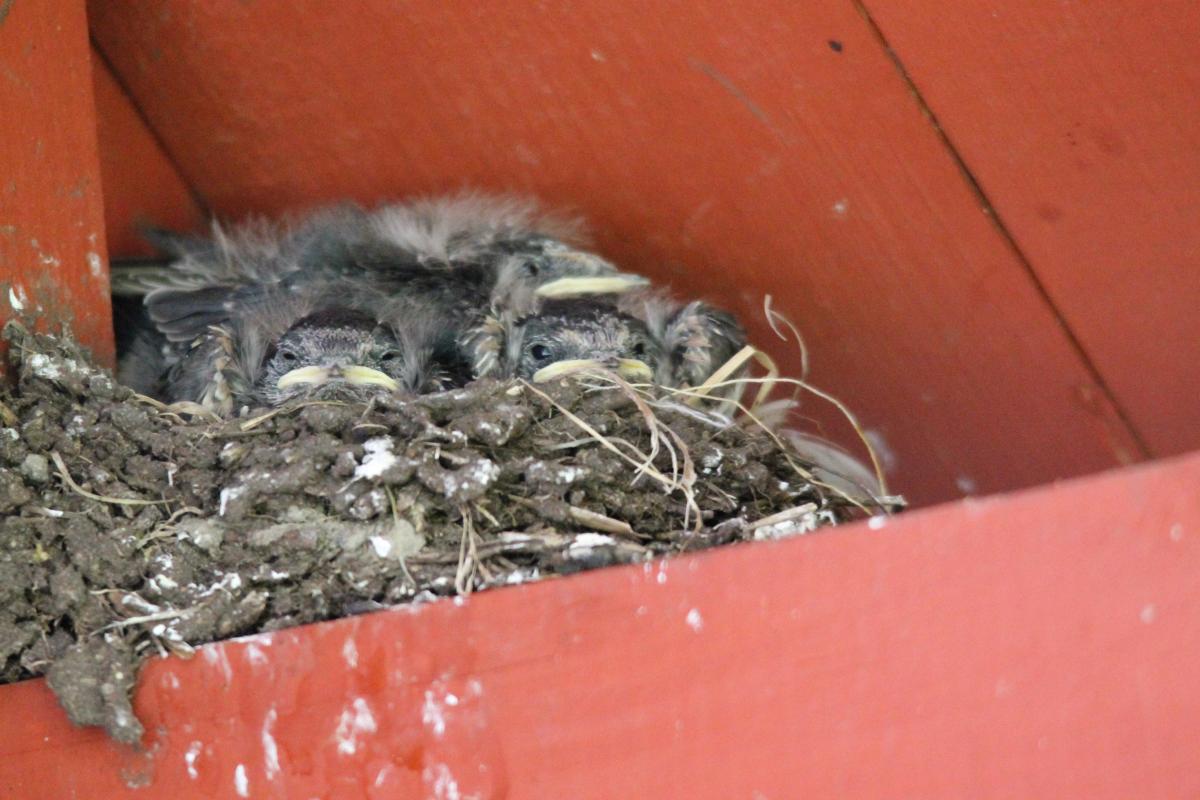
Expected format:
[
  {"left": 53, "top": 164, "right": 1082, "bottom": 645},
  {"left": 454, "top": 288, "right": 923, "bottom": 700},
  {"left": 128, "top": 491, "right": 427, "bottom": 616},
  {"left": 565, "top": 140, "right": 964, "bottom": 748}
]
[
  {"left": 491, "top": 239, "right": 650, "bottom": 314},
  {"left": 254, "top": 308, "right": 406, "bottom": 406},
  {"left": 503, "top": 299, "right": 662, "bottom": 382}
]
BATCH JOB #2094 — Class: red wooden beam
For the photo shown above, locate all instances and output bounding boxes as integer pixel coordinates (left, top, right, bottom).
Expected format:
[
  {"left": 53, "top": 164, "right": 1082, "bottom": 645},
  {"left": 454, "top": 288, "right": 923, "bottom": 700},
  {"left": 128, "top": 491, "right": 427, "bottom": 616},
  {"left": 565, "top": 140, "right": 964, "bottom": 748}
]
[
  {"left": 3, "top": 451, "right": 1198, "bottom": 798},
  {"left": 88, "top": 0, "right": 1144, "bottom": 504},
  {"left": 863, "top": 0, "right": 1200, "bottom": 458},
  {"left": 91, "top": 48, "right": 206, "bottom": 258},
  {"left": 0, "top": 0, "right": 112, "bottom": 369}
]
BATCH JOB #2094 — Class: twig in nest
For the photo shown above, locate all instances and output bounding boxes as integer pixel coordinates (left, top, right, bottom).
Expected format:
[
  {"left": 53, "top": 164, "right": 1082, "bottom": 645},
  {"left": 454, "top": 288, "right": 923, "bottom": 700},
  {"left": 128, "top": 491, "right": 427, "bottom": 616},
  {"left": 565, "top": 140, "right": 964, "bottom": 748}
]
[
  {"left": 567, "top": 506, "right": 640, "bottom": 539},
  {"left": 239, "top": 400, "right": 348, "bottom": 431},
  {"left": 50, "top": 452, "right": 164, "bottom": 507},
  {"left": 746, "top": 503, "right": 818, "bottom": 531},
  {"left": 97, "top": 607, "right": 192, "bottom": 633},
  {"left": 455, "top": 504, "right": 479, "bottom": 595}
]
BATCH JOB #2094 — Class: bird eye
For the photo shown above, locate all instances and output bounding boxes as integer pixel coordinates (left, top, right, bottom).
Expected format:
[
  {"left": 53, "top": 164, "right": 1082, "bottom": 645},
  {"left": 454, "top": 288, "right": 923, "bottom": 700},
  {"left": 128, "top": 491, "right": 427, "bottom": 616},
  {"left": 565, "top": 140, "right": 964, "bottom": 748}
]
[
  {"left": 522, "top": 260, "right": 540, "bottom": 278},
  {"left": 279, "top": 349, "right": 299, "bottom": 363},
  {"left": 631, "top": 340, "right": 646, "bottom": 358},
  {"left": 380, "top": 350, "right": 400, "bottom": 363},
  {"left": 529, "top": 344, "right": 552, "bottom": 363}
]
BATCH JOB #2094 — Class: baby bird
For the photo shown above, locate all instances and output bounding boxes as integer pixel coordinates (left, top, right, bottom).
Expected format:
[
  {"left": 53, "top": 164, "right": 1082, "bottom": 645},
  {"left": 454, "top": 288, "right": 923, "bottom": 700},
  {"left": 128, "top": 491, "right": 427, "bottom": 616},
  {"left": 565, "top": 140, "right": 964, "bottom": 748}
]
[
  {"left": 253, "top": 308, "right": 409, "bottom": 406},
  {"left": 462, "top": 293, "right": 746, "bottom": 388}
]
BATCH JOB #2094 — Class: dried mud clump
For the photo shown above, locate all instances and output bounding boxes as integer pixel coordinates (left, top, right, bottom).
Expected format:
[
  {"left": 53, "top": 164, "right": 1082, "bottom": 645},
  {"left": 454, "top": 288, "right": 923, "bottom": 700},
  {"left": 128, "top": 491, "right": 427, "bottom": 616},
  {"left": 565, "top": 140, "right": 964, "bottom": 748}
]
[{"left": 0, "top": 321, "right": 889, "bottom": 743}]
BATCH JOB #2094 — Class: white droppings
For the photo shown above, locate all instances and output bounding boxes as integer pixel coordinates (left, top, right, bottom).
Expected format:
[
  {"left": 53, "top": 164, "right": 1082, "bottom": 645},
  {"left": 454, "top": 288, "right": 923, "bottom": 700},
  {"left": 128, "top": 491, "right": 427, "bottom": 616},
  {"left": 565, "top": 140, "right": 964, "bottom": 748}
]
[
  {"left": 8, "top": 285, "right": 27, "bottom": 311},
  {"left": 1140, "top": 604, "right": 1156, "bottom": 624},
  {"left": 831, "top": 198, "right": 849, "bottom": 216},
  {"left": 571, "top": 533, "right": 616, "bottom": 549},
  {"left": 218, "top": 486, "right": 245, "bottom": 517},
  {"left": 262, "top": 708, "right": 280, "bottom": 780},
  {"left": 370, "top": 535, "right": 393, "bottom": 557},
  {"left": 656, "top": 563, "right": 668, "bottom": 585},
  {"left": 355, "top": 437, "right": 397, "bottom": 480},
  {"left": 234, "top": 763, "right": 249, "bottom": 797},
  {"left": 25, "top": 353, "right": 62, "bottom": 380},
  {"left": 86, "top": 251, "right": 104, "bottom": 278},
  {"left": 342, "top": 637, "right": 359, "bottom": 668},
  {"left": 685, "top": 608, "right": 704, "bottom": 632},
  {"left": 867, "top": 515, "right": 888, "bottom": 530},
  {"left": 184, "top": 741, "right": 203, "bottom": 780},
  {"left": 956, "top": 475, "right": 979, "bottom": 494},
  {"left": 163, "top": 672, "right": 181, "bottom": 690},
  {"left": 335, "top": 698, "right": 378, "bottom": 755},
  {"left": 423, "top": 690, "right": 448, "bottom": 737}
]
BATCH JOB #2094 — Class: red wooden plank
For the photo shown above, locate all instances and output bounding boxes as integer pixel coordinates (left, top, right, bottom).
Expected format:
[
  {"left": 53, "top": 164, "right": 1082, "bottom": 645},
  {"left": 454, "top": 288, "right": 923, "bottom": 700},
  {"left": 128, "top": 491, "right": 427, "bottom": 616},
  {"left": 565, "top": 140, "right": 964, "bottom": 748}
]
[
  {"left": 861, "top": 0, "right": 1200, "bottom": 458},
  {"left": 88, "top": 0, "right": 1144, "bottom": 504},
  {"left": 2, "top": 450, "right": 1198, "bottom": 798},
  {"left": 91, "top": 48, "right": 206, "bottom": 258},
  {"left": 0, "top": 0, "right": 112, "bottom": 368}
]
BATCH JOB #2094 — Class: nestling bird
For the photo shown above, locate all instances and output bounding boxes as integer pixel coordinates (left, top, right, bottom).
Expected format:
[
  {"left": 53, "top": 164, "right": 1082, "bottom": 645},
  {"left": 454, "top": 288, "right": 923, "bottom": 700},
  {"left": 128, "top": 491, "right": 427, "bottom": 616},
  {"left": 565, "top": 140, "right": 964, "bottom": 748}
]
[
  {"left": 112, "top": 194, "right": 648, "bottom": 411},
  {"left": 461, "top": 292, "right": 746, "bottom": 388}
]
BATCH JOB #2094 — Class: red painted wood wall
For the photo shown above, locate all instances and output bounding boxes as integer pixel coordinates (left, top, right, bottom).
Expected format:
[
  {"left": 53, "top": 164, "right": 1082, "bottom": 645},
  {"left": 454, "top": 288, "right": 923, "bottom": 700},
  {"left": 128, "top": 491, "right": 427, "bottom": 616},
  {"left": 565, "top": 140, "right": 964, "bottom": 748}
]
[{"left": 0, "top": 0, "right": 112, "bottom": 369}]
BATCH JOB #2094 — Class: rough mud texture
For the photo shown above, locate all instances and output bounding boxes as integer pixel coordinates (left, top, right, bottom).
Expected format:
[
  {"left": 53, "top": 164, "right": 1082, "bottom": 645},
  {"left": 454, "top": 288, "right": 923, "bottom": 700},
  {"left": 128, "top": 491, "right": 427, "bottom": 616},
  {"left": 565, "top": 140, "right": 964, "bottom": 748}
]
[{"left": 0, "top": 321, "right": 885, "bottom": 744}]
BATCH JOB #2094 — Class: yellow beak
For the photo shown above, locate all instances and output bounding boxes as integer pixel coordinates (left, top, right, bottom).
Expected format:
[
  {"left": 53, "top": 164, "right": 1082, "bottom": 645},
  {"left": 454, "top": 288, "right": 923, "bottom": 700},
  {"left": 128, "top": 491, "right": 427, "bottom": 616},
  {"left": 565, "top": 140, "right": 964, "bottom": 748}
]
[{"left": 277, "top": 365, "right": 399, "bottom": 391}]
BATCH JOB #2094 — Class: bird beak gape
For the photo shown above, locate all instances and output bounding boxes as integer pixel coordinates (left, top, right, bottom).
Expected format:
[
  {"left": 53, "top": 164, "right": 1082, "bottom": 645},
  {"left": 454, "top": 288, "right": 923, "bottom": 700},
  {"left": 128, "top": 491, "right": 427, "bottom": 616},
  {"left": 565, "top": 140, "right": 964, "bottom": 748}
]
[
  {"left": 530, "top": 357, "right": 654, "bottom": 384},
  {"left": 534, "top": 271, "right": 651, "bottom": 299},
  {"left": 276, "top": 364, "right": 399, "bottom": 391}
]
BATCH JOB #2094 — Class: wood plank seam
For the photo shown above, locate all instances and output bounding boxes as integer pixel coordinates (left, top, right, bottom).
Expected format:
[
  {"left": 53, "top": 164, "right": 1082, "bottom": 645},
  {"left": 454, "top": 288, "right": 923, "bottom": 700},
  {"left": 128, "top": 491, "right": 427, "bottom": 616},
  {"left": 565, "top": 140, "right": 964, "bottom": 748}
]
[
  {"left": 852, "top": 0, "right": 1153, "bottom": 461},
  {"left": 89, "top": 38, "right": 213, "bottom": 220}
]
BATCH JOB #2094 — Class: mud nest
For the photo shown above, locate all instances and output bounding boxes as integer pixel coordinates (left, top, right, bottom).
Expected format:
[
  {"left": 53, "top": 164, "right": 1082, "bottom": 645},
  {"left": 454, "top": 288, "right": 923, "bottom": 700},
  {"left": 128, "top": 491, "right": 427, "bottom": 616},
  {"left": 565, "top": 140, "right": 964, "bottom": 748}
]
[{"left": 0, "top": 321, "right": 890, "bottom": 743}]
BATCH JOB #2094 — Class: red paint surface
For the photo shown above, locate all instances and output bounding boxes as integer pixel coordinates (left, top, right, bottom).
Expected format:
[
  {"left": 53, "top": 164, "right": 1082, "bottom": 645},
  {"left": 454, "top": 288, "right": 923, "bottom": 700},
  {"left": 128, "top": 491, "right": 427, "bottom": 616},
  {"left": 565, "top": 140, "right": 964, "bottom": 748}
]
[
  {"left": 87, "top": 0, "right": 1146, "bottom": 504},
  {"left": 865, "top": 0, "right": 1200, "bottom": 457},
  {"left": 0, "top": 0, "right": 112, "bottom": 368},
  {"left": 2, "top": 450, "right": 1199, "bottom": 798},
  {"left": 91, "top": 49, "right": 206, "bottom": 257}
]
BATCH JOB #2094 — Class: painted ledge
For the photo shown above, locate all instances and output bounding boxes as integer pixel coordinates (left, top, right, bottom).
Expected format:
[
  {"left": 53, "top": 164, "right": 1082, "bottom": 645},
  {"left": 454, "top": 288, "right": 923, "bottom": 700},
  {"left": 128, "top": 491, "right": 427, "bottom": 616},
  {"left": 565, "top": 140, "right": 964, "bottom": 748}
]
[{"left": 1, "top": 450, "right": 1198, "bottom": 799}]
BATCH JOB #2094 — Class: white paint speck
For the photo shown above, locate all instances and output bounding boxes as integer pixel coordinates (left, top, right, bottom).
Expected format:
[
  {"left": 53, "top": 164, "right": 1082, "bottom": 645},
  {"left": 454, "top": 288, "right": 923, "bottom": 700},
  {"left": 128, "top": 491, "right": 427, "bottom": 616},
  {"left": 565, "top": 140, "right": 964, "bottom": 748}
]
[
  {"left": 590, "top": 49, "right": 606, "bottom": 62},
  {"left": 867, "top": 515, "right": 887, "bottom": 530},
  {"left": 424, "top": 762, "right": 463, "bottom": 800},
  {"left": 1140, "top": 604, "right": 1156, "bottom": 624},
  {"left": 244, "top": 643, "right": 270, "bottom": 668},
  {"left": 342, "top": 637, "right": 359, "bottom": 669},
  {"left": 86, "top": 251, "right": 104, "bottom": 278},
  {"left": 184, "top": 741, "right": 202, "bottom": 780},
  {"left": 8, "top": 285, "right": 26, "bottom": 311},
  {"left": 262, "top": 708, "right": 280, "bottom": 780},
  {"left": 1169, "top": 524, "right": 1183, "bottom": 542},
  {"left": 956, "top": 475, "right": 979, "bottom": 494},
  {"left": 685, "top": 608, "right": 704, "bottom": 632},
  {"left": 234, "top": 764, "right": 249, "bottom": 797},
  {"left": 423, "top": 690, "right": 447, "bottom": 738},
  {"left": 369, "top": 535, "right": 393, "bottom": 557},
  {"left": 355, "top": 437, "right": 397, "bottom": 480},
  {"left": 334, "top": 698, "right": 378, "bottom": 755},
  {"left": 831, "top": 198, "right": 849, "bottom": 216}
]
